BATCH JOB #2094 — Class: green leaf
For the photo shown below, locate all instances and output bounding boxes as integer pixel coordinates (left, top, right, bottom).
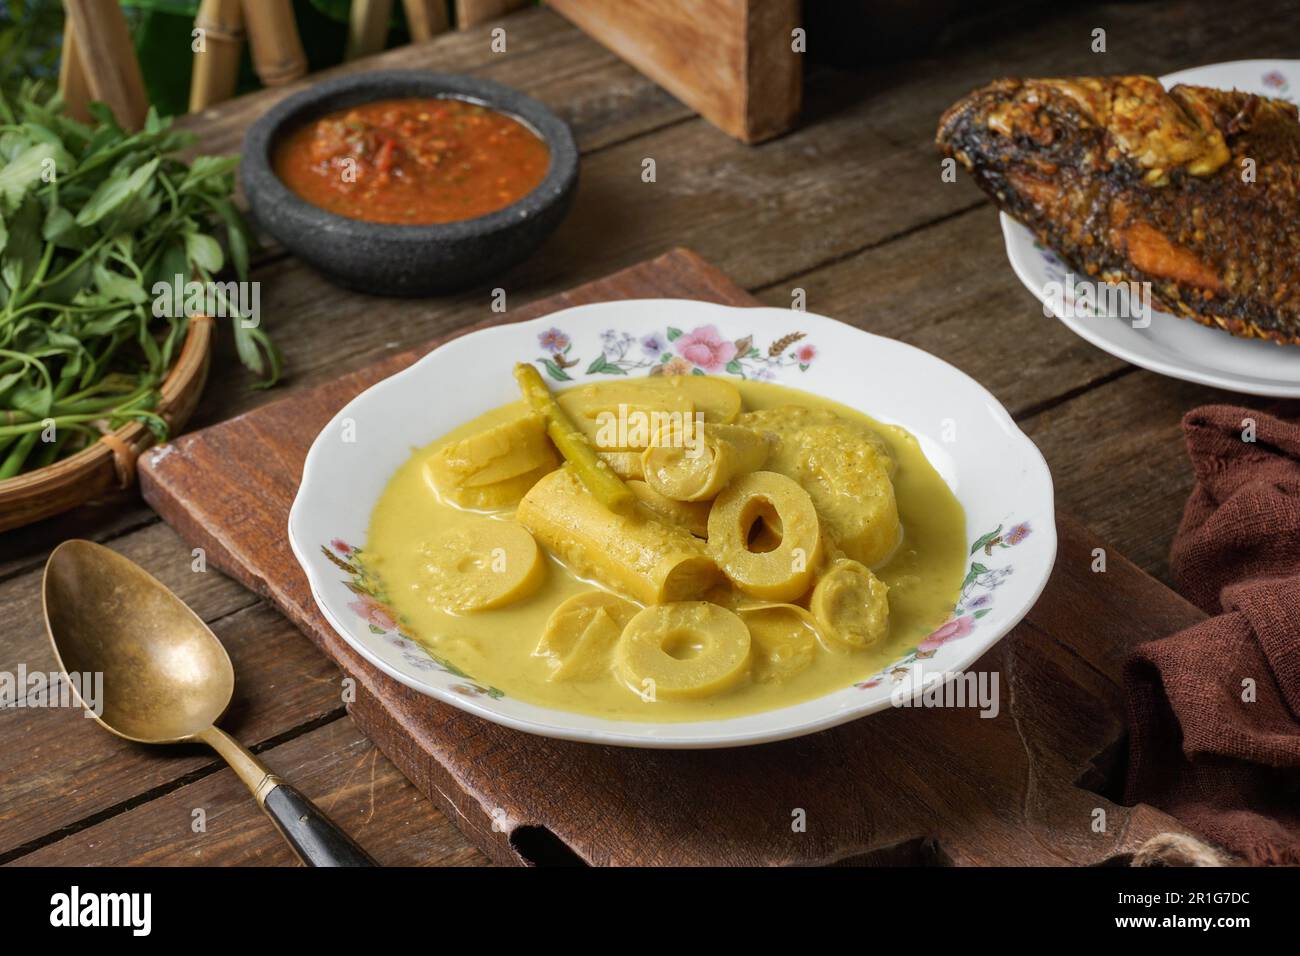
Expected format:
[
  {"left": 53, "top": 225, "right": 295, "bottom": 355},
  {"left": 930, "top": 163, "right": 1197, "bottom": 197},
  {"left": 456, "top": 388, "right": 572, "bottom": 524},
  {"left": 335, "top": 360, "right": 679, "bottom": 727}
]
[
  {"left": 184, "top": 231, "right": 223, "bottom": 274},
  {"left": 666, "top": 327, "right": 683, "bottom": 341},
  {"left": 180, "top": 155, "right": 238, "bottom": 193},
  {"left": 204, "top": 197, "right": 251, "bottom": 279},
  {"left": 0, "top": 141, "right": 60, "bottom": 207},
  {"left": 725, "top": 359, "right": 742, "bottom": 374},
  {"left": 75, "top": 157, "right": 160, "bottom": 227},
  {"left": 93, "top": 263, "right": 149, "bottom": 304},
  {"left": 10, "top": 380, "right": 52, "bottom": 418},
  {"left": 0, "top": 195, "right": 40, "bottom": 290},
  {"left": 973, "top": 608, "right": 992, "bottom": 619},
  {"left": 585, "top": 355, "right": 608, "bottom": 374},
  {"left": 42, "top": 202, "right": 90, "bottom": 248}
]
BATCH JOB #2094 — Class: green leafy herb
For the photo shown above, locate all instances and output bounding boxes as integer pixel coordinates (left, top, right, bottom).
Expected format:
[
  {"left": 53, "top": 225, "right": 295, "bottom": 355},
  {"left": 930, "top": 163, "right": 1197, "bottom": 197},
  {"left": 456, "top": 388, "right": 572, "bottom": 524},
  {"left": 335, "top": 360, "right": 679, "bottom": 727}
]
[{"left": 0, "top": 82, "right": 282, "bottom": 479}]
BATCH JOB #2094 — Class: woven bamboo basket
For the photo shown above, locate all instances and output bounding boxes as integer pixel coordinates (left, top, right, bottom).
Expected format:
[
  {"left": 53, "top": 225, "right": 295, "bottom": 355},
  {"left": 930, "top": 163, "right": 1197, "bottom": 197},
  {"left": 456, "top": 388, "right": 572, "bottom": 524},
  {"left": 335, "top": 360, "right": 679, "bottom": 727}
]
[{"left": 0, "top": 315, "right": 215, "bottom": 532}]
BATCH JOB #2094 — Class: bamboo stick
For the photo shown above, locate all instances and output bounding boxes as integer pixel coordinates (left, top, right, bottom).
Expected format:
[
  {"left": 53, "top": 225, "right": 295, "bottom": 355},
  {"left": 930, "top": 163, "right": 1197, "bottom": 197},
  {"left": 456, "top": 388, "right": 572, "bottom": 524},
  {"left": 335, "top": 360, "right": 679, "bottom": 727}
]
[
  {"left": 62, "top": 0, "right": 149, "bottom": 130},
  {"left": 57, "top": 19, "right": 92, "bottom": 123},
  {"left": 240, "top": 0, "right": 307, "bottom": 87},
  {"left": 402, "top": 0, "right": 450, "bottom": 41},
  {"left": 189, "top": 0, "right": 245, "bottom": 111},
  {"left": 346, "top": 0, "right": 393, "bottom": 60}
]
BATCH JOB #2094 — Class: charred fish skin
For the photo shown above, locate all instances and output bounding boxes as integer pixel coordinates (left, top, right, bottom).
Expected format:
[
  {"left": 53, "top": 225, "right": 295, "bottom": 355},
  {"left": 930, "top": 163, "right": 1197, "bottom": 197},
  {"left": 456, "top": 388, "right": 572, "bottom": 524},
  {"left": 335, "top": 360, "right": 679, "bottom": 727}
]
[{"left": 936, "top": 76, "right": 1300, "bottom": 346}]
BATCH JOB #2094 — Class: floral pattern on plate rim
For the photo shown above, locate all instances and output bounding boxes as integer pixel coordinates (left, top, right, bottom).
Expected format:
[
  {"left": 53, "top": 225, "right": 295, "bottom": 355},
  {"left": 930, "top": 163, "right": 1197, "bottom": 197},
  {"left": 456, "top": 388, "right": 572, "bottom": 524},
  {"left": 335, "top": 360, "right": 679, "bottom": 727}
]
[
  {"left": 855, "top": 520, "right": 1033, "bottom": 690},
  {"left": 319, "top": 539, "right": 504, "bottom": 700},
  {"left": 534, "top": 324, "right": 817, "bottom": 382}
]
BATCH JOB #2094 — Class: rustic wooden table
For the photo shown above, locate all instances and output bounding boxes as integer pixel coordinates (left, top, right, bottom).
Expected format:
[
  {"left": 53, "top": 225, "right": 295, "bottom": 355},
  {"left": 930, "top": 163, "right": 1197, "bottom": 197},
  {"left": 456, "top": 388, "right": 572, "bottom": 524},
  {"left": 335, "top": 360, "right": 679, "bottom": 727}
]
[{"left": 2, "top": 0, "right": 1296, "bottom": 866}]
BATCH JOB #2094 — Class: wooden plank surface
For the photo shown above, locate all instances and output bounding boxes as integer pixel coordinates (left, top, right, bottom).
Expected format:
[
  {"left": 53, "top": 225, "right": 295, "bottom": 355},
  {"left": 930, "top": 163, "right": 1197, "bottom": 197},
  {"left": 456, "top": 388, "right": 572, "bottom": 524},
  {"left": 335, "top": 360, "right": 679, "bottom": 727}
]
[
  {"left": 132, "top": 248, "right": 1202, "bottom": 866},
  {"left": 3, "top": 0, "right": 1296, "bottom": 865},
  {"left": 10, "top": 718, "right": 486, "bottom": 866}
]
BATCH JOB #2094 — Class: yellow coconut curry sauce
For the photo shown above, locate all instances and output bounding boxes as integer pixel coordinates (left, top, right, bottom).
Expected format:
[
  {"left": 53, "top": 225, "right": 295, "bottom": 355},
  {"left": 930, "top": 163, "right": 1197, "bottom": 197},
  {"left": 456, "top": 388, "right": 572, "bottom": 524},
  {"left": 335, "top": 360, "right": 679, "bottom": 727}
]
[{"left": 365, "top": 377, "right": 966, "bottom": 721}]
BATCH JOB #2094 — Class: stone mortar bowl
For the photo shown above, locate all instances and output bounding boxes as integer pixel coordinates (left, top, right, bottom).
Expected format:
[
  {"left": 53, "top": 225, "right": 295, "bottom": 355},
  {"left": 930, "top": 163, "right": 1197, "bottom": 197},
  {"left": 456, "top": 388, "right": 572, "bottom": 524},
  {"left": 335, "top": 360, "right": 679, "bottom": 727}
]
[{"left": 241, "top": 70, "right": 578, "bottom": 296}]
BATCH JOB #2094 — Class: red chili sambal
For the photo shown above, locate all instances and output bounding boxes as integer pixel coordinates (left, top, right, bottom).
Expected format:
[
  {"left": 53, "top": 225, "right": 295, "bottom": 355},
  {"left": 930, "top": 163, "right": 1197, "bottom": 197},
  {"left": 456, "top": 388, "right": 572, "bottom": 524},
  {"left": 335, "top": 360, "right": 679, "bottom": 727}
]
[{"left": 272, "top": 97, "right": 551, "bottom": 224}]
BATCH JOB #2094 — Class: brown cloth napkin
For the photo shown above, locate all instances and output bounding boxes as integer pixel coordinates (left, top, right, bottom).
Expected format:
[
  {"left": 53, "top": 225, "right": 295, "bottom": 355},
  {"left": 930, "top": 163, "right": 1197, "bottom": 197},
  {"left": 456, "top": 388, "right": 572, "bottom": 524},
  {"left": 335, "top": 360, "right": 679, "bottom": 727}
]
[{"left": 1124, "top": 405, "right": 1300, "bottom": 865}]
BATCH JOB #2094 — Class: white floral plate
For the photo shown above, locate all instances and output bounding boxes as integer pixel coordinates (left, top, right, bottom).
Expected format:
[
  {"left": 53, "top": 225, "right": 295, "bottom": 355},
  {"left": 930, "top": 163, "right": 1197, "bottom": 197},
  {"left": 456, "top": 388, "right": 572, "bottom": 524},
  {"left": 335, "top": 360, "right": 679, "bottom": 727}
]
[
  {"left": 289, "top": 300, "right": 1056, "bottom": 748},
  {"left": 1001, "top": 59, "right": 1300, "bottom": 397}
]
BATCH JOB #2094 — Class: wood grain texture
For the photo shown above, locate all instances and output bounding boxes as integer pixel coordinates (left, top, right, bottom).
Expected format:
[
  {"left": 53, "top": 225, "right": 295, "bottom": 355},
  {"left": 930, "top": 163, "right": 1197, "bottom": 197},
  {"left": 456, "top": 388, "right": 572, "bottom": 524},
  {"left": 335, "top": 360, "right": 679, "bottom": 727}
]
[
  {"left": 10, "top": 717, "right": 487, "bottom": 866},
  {"left": 136, "top": 249, "right": 1203, "bottom": 865},
  {"left": 548, "top": 0, "right": 800, "bottom": 143},
  {"left": 62, "top": 0, "right": 149, "bottom": 130},
  {"left": 456, "top": 0, "right": 530, "bottom": 29},
  {"left": 0, "top": 595, "right": 341, "bottom": 858}
]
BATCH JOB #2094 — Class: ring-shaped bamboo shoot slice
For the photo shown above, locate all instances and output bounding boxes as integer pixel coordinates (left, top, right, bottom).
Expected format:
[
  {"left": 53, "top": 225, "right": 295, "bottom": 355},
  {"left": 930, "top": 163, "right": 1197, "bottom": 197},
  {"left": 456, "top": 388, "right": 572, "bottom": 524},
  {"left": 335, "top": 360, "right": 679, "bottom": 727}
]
[
  {"left": 707, "top": 471, "right": 823, "bottom": 603},
  {"left": 535, "top": 591, "right": 639, "bottom": 682},
  {"left": 419, "top": 519, "right": 544, "bottom": 612},
  {"left": 810, "top": 560, "right": 890, "bottom": 649},
  {"left": 615, "top": 602, "right": 751, "bottom": 700},
  {"left": 738, "top": 604, "right": 819, "bottom": 683}
]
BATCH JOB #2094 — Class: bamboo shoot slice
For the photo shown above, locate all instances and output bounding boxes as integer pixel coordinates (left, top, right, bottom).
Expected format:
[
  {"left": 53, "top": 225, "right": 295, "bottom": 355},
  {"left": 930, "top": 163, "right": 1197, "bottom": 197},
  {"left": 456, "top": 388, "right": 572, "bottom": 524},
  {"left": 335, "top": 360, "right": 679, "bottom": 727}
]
[
  {"left": 642, "top": 423, "right": 769, "bottom": 502},
  {"left": 810, "top": 560, "right": 890, "bottom": 649},
  {"left": 615, "top": 602, "right": 751, "bottom": 700},
  {"left": 517, "top": 467, "right": 717, "bottom": 604},
  {"left": 707, "top": 471, "right": 823, "bottom": 602},
  {"left": 418, "top": 518, "right": 544, "bottom": 612},
  {"left": 740, "top": 406, "right": 901, "bottom": 566},
  {"left": 424, "top": 410, "right": 558, "bottom": 509},
  {"left": 535, "top": 591, "right": 639, "bottom": 682}
]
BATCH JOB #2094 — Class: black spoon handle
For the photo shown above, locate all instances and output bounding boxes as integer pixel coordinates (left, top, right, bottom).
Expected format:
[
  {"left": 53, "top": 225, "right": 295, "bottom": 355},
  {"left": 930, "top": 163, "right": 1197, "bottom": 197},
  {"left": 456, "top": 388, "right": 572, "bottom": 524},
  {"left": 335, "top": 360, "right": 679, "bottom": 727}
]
[{"left": 262, "top": 781, "right": 377, "bottom": 867}]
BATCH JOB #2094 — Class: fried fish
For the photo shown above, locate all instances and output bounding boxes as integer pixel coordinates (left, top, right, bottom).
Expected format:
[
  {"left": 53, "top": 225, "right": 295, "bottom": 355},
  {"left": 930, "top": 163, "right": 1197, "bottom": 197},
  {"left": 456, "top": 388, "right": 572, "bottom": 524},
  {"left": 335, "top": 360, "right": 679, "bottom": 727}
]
[{"left": 936, "top": 76, "right": 1300, "bottom": 345}]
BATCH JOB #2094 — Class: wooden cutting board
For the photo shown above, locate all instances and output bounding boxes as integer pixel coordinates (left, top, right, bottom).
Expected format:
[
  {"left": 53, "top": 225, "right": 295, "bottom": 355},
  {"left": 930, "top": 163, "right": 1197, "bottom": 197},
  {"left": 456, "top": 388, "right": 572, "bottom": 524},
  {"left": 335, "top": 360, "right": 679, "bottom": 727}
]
[{"left": 139, "top": 248, "right": 1205, "bottom": 866}]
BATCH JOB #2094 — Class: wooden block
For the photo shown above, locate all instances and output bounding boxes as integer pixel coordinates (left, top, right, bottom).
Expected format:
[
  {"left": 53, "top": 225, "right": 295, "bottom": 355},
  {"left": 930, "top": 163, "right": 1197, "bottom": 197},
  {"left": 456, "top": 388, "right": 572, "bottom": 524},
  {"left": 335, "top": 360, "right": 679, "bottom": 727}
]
[
  {"left": 547, "top": 0, "right": 801, "bottom": 143},
  {"left": 137, "top": 249, "right": 1207, "bottom": 865},
  {"left": 456, "top": 0, "right": 529, "bottom": 29}
]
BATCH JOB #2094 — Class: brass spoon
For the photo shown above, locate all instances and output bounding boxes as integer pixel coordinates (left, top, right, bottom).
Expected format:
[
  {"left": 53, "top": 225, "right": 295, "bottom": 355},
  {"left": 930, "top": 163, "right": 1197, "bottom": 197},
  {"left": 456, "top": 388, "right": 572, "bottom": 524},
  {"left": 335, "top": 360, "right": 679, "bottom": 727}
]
[{"left": 43, "top": 539, "right": 375, "bottom": 867}]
